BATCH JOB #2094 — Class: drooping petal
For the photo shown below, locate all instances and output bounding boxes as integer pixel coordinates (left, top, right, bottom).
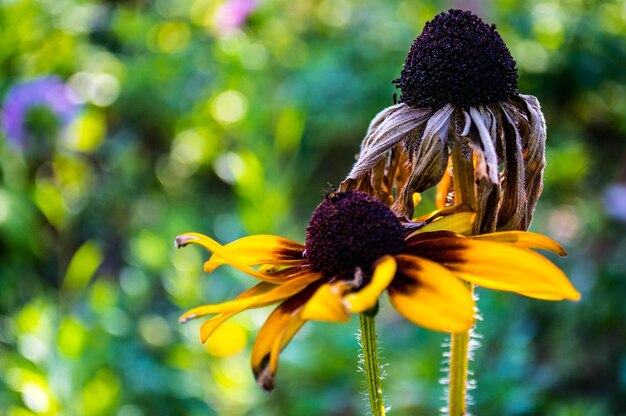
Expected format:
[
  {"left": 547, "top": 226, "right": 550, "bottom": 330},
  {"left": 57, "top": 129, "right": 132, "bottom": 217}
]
[
  {"left": 406, "top": 237, "right": 580, "bottom": 301},
  {"left": 394, "top": 104, "right": 453, "bottom": 217},
  {"left": 516, "top": 95, "right": 547, "bottom": 228},
  {"left": 344, "top": 256, "right": 397, "bottom": 313},
  {"left": 470, "top": 231, "right": 566, "bottom": 256},
  {"left": 388, "top": 254, "right": 474, "bottom": 333},
  {"left": 251, "top": 283, "right": 321, "bottom": 391},
  {"left": 500, "top": 106, "right": 527, "bottom": 230},
  {"left": 469, "top": 106, "right": 499, "bottom": 185},
  {"left": 204, "top": 235, "right": 305, "bottom": 272},
  {"left": 175, "top": 233, "right": 299, "bottom": 283},
  {"left": 301, "top": 281, "right": 352, "bottom": 322},
  {"left": 344, "top": 104, "right": 431, "bottom": 180},
  {"left": 178, "top": 270, "right": 321, "bottom": 323}
]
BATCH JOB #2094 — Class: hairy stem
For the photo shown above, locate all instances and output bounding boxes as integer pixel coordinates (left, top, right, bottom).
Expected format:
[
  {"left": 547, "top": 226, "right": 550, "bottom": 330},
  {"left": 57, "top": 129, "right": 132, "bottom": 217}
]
[
  {"left": 360, "top": 312, "right": 386, "bottom": 416},
  {"left": 447, "top": 143, "right": 477, "bottom": 416}
]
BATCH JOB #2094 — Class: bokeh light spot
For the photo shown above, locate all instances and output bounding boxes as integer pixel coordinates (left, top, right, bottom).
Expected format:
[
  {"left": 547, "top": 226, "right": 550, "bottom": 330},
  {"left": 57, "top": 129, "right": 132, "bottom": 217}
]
[
  {"left": 513, "top": 40, "right": 549, "bottom": 73},
  {"left": 241, "top": 43, "right": 269, "bottom": 70},
  {"left": 57, "top": 317, "right": 87, "bottom": 358},
  {"left": 0, "top": 189, "right": 11, "bottom": 224},
  {"left": 205, "top": 321, "right": 247, "bottom": 357},
  {"left": 139, "top": 315, "right": 173, "bottom": 347},
  {"left": 547, "top": 206, "right": 581, "bottom": 243},
  {"left": 151, "top": 21, "right": 191, "bottom": 53},
  {"left": 120, "top": 268, "right": 150, "bottom": 298},
  {"left": 213, "top": 151, "right": 246, "bottom": 184},
  {"left": 64, "top": 240, "right": 103, "bottom": 291},
  {"left": 211, "top": 90, "right": 248, "bottom": 124},
  {"left": 317, "top": 0, "right": 352, "bottom": 27},
  {"left": 65, "top": 110, "right": 106, "bottom": 153},
  {"left": 130, "top": 231, "right": 170, "bottom": 270},
  {"left": 21, "top": 382, "right": 51, "bottom": 414}
]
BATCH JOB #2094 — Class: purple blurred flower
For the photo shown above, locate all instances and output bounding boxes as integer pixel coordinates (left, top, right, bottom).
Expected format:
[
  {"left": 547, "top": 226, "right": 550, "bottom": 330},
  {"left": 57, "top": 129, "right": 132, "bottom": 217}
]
[
  {"left": 1, "top": 76, "right": 80, "bottom": 148},
  {"left": 604, "top": 183, "right": 626, "bottom": 222},
  {"left": 214, "top": 0, "right": 258, "bottom": 33}
]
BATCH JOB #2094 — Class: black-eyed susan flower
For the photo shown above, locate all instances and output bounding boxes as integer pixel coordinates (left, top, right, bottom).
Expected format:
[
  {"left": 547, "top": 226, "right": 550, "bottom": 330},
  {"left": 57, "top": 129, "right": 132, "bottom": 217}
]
[
  {"left": 175, "top": 190, "right": 579, "bottom": 391},
  {"left": 342, "top": 9, "right": 546, "bottom": 233}
]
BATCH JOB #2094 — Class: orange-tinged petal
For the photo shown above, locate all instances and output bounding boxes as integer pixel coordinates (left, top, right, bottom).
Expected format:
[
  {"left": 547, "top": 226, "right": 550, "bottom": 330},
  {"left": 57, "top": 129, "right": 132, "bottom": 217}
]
[
  {"left": 204, "top": 235, "right": 305, "bottom": 272},
  {"left": 344, "top": 256, "right": 396, "bottom": 313},
  {"left": 407, "top": 237, "right": 581, "bottom": 301},
  {"left": 435, "top": 163, "right": 452, "bottom": 209},
  {"left": 470, "top": 231, "right": 566, "bottom": 256},
  {"left": 175, "top": 233, "right": 299, "bottom": 283},
  {"left": 301, "top": 282, "right": 352, "bottom": 322},
  {"left": 251, "top": 284, "right": 320, "bottom": 391},
  {"left": 388, "top": 255, "right": 474, "bottom": 333},
  {"left": 179, "top": 270, "right": 321, "bottom": 323},
  {"left": 408, "top": 212, "right": 475, "bottom": 237}
]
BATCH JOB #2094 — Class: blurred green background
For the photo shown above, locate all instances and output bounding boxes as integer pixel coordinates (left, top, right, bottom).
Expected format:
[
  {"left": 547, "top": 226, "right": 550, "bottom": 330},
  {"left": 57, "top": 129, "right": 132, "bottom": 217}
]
[{"left": 1, "top": 0, "right": 625, "bottom": 415}]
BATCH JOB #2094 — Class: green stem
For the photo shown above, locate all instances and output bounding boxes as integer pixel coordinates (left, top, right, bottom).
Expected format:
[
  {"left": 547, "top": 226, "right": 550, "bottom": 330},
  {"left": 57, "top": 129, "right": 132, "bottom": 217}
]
[
  {"left": 447, "top": 143, "right": 477, "bottom": 416},
  {"left": 448, "top": 284, "right": 474, "bottom": 416},
  {"left": 360, "top": 312, "right": 386, "bottom": 416}
]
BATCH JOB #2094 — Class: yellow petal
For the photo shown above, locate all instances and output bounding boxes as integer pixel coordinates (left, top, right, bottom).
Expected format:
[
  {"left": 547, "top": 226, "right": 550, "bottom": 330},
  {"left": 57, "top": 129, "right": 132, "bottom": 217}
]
[
  {"left": 198, "top": 281, "right": 276, "bottom": 342},
  {"left": 301, "top": 282, "right": 351, "bottom": 322},
  {"left": 204, "top": 235, "right": 305, "bottom": 272},
  {"left": 179, "top": 270, "right": 321, "bottom": 323},
  {"left": 407, "top": 237, "right": 581, "bottom": 301},
  {"left": 408, "top": 212, "right": 475, "bottom": 237},
  {"left": 344, "top": 256, "right": 396, "bottom": 313},
  {"left": 251, "top": 285, "right": 319, "bottom": 391},
  {"left": 388, "top": 255, "right": 474, "bottom": 333},
  {"left": 470, "top": 231, "right": 566, "bottom": 256},
  {"left": 175, "top": 233, "right": 298, "bottom": 283}
]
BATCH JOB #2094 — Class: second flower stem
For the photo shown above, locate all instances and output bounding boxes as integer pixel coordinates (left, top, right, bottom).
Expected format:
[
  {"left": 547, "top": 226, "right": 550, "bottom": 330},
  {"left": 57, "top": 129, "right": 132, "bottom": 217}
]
[
  {"left": 447, "top": 143, "right": 477, "bottom": 416},
  {"left": 360, "top": 312, "right": 386, "bottom": 416}
]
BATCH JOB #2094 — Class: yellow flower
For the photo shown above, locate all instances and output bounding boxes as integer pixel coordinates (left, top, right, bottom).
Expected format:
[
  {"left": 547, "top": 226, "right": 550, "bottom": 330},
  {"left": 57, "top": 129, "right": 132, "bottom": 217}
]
[{"left": 175, "top": 190, "right": 579, "bottom": 391}]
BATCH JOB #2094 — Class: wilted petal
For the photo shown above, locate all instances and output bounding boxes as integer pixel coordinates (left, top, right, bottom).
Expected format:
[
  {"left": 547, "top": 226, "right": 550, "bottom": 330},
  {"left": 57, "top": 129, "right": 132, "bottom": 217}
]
[
  {"left": 469, "top": 106, "right": 499, "bottom": 185},
  {"left": 345, "top": 104, "right": 430, "bottom": 180},
  {"left": 475, "top": 176, "right": 501, "bottom": 234},
  {"left": 519, "top": 94, "right": 547, "bottom": 227},
  {"left": 394, "top": 104, "right": 453, "bottom": 217},
  {"left": 497, "top": 104, "right": 527, "bottom": 230}
]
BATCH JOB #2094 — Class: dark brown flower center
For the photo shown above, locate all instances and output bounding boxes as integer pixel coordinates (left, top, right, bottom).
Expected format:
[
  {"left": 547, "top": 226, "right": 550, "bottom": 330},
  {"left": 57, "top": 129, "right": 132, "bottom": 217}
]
[
  {"left": 305, "top": 191, "right": 405, "bottom": 280},
  {"left": 393, "top": 9, "right": 518, "bottom": 109}
]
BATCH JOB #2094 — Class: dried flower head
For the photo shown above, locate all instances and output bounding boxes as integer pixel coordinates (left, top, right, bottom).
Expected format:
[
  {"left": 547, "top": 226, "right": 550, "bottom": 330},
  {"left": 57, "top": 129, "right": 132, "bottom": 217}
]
[
  {"left": 176, "top": 191, "right": 579, "bottom": 391},
  {"left": 342, "top": 9, "right": 546, "bottom": 233},
  {"left": 394, "top": 9, "right": 518, "bottom": 109}
]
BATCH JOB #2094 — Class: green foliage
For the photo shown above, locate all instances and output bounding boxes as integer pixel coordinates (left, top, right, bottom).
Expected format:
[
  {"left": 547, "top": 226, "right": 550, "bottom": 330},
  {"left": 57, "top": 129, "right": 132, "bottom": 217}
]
[{"left": 1, "top": 0, "right": 625, "bottom": 415}]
